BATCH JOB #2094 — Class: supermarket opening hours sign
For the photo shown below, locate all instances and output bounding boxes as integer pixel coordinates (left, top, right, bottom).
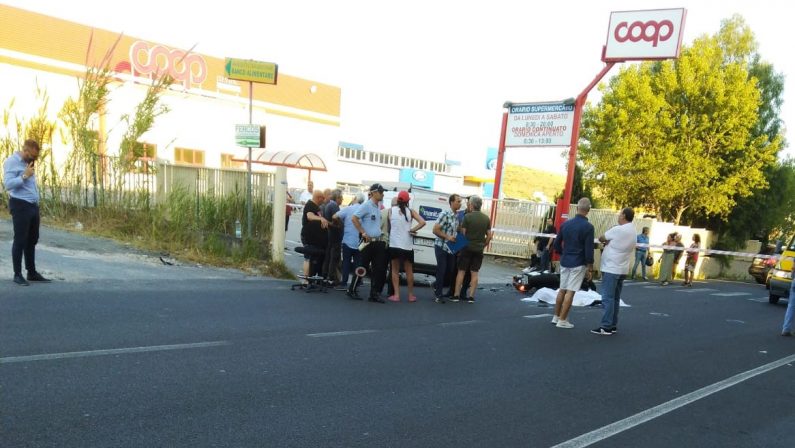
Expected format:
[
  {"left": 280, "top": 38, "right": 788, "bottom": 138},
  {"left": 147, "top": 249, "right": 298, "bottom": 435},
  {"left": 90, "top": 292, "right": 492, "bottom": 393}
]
[{"left": 506, "top": 102, "right": 575, "bottom": 147}]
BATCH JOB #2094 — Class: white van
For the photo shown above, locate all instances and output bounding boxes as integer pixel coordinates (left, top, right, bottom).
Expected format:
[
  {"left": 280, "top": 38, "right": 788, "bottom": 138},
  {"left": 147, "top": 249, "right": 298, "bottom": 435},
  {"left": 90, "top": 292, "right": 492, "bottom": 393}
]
[{"left": 379, "top": 184, "right": 453, "bottom": 276}]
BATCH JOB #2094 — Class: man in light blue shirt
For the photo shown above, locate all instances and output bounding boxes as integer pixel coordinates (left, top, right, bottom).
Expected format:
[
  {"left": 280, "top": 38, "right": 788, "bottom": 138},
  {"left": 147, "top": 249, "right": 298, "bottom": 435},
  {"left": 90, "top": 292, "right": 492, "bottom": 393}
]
[
  {"left": 333, "top": 192, "right": 365, "bottom": 289},
  {"left": 349, "top": 183, "right": 387, "bottom": 302},
  {"left": 3, "top": 139, "right": 50, "bottom": 285}
]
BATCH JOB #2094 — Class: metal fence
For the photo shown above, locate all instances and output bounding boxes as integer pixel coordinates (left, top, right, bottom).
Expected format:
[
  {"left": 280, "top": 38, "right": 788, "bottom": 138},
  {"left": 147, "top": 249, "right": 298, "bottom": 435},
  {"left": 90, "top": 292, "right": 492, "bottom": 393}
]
[
  {"left": 483, "top": 199, "right": 556, "bottom": 258},
  {"left": 482, "top": 199, "right": 656, "bottom": 260},
  {"left": 38, "top": 155, "right": 275, "bottom": 208},
  {"left": 156, "top": 163, "right": 274, "bottom": 204}
]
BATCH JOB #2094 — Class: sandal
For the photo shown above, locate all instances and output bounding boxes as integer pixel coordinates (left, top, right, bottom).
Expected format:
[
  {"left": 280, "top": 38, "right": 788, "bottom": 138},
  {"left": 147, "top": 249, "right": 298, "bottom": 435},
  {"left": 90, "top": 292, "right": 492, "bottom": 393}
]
[{"left": 408, "top": 295, "right": 417, "bottom": 303}]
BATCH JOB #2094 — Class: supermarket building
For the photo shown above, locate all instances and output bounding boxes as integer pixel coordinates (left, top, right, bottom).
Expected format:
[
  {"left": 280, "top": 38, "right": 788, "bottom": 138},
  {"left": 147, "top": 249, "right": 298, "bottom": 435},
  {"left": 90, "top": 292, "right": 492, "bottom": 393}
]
[{"left": 0, "top": 5, "right": 480, "bottom": 195}]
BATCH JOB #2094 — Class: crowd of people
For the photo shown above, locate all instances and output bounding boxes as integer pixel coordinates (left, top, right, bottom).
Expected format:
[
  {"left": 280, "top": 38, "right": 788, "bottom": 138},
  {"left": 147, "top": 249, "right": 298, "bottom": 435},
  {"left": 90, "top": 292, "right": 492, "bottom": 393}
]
[
  {"left": 6, "top": 139, "right": 792, "bottom": 337},
  {"left": 296, "top": 182, "right": 493, "bottom": 304}
]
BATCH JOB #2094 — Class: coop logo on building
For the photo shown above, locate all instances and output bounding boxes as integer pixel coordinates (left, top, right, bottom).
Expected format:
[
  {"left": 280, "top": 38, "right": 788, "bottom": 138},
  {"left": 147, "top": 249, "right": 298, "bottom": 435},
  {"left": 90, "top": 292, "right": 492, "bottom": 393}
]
[{"left": 129, "top": 41, "right": 208, "bottom": 88}]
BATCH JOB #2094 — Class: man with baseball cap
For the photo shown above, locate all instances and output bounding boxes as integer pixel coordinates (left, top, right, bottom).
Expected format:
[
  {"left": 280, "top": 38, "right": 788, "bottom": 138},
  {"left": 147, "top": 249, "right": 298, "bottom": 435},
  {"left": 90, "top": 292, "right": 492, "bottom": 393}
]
[{"left": 349, "top": 183, "right": 387, "bottom": 303}]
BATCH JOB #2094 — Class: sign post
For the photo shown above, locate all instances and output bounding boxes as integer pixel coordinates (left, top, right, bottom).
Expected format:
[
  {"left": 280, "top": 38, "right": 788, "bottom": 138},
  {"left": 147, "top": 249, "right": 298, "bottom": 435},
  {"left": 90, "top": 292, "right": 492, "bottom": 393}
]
[
  {"left": 553, "top": 8, "right": 686, "bottom": 230},
  {"left": 225, "top": 57, "right": 278, "bottom": 238}
]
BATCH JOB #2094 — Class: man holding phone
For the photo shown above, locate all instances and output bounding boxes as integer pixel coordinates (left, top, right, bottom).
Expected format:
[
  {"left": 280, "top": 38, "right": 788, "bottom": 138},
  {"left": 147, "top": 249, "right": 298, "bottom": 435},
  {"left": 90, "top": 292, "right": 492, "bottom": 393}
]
[{"left": 3, "top": 139, "right": 51, "bottom": 286}]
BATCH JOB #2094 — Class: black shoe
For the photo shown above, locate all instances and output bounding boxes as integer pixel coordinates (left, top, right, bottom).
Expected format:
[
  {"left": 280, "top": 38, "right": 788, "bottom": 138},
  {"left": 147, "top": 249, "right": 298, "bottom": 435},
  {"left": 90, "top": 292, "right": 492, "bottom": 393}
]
[
  {"left": 434, "top": 296, "right": 446, "bottom": 304},
  {"left": 27, "top": 272, "right": 51, "bottom": 282},
  {"left": 335, "top": 284, "right": 349, "bottom": 291},
  {"left": 590, "top": 327, "right": 613, "bottom": 336},
  {"left": 14, "top": 275, "right": 30, "bottom": 286},
  {"left": 449, "top": 296, "right": 460, "bottom": 303},
  {"left": 782, "top": 331, "right": 793, "bottom": 337},
  {"left": 368, "top": 296, "right": 385, "bottom": 304},
  {"left": 467, "top": 297, "right": 475, "bottom": 303},
  {"left": 609, "top": 327, "right": 618, "bottom": 333},
  {"left": 347, "top": 290, "right": 363, "bottom": 300}
]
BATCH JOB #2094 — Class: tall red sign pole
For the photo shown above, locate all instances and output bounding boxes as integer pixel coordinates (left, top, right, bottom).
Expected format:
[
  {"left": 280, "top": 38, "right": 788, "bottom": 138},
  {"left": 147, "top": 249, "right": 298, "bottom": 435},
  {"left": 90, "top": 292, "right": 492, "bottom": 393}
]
[
  {"left": 555, "top": 59, "right": 616, "bottom": 230},
  {"left": 490, "top": 105, "right": 510, "bottom": 226}
]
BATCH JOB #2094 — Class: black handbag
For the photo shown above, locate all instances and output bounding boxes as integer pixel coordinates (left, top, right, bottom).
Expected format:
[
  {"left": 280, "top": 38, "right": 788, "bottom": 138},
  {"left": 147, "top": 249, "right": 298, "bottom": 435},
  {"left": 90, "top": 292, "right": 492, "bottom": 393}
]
[{"left": 645, "top": 253, "right": 654, "bottom": 266}]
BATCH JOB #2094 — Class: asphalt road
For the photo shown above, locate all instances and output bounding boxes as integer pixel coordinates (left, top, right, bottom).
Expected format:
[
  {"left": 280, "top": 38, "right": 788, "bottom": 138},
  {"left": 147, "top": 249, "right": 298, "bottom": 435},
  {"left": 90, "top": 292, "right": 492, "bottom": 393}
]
[{"left": 2, "top": 219, "right": 795, "bottom": 447}]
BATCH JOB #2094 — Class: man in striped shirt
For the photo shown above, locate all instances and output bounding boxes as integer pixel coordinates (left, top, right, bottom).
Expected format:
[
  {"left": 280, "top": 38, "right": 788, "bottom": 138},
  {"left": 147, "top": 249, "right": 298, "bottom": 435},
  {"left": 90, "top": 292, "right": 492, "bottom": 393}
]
[{"left": 432, "top": 194, "right": 462, "bottom": 303}]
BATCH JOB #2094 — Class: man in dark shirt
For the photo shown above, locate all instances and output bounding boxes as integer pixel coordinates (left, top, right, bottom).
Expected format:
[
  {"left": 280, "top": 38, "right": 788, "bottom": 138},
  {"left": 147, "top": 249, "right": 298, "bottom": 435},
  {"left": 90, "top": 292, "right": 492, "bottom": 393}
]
[
  {"left": 321, "top": 189, "right": 343, "bottom": 285},
  {"left": 453, "top": 195, "right": 492, "bottom": 303},
  {"left": 301, "top": 190, "right": 329, "bottom": 278},
  {"left": 551, "top": 197, "right": 595, "bottom": 329}
]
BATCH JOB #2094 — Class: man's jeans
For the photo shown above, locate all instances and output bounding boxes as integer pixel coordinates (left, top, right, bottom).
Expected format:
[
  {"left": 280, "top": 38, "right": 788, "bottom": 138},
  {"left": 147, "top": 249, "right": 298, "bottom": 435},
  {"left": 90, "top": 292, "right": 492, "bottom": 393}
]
[
  {"left": 434, "top": 245, "right": 456, "bottom": 297},
  {"left": 600, "top": 272, "right": 626, "bottom": 329},
  {"left": 340, "top": 243, "right": 360, "bottom": 287},
  {"left": 782, "top": 279, "right": 795, "bottom": 333},
  {"left": 631, "top": 251, "right": 647, "bottom": 278},
  {"left": 539, "top": 248, "right": 551, "bottom": 272}
]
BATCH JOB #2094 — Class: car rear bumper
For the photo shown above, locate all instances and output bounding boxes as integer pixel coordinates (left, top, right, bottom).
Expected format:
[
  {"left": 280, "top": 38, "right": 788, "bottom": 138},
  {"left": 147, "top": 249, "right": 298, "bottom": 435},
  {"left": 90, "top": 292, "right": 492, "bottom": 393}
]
[
  {"left": 748, "top": 266, "right": 768, "bottom": 280},
  {"left": 769, "top": 278, "right": 791, "bottom": 298}
]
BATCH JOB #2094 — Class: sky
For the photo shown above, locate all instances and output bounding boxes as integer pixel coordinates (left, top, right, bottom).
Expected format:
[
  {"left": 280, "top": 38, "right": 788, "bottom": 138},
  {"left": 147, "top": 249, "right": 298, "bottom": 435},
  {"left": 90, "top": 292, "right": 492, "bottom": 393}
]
[{"left": 3, "top": 0, "right": 792, "bottom": 175}]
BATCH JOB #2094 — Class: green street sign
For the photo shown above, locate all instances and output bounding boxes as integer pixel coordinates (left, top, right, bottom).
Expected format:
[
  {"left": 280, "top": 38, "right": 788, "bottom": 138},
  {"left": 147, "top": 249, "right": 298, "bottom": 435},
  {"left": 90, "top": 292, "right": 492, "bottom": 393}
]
[
  {"left": 225, "top": 58, "right": 278, "bottom": 85},
  {"left": 236, "top": 124, "right": 261, "bottom": 147}
]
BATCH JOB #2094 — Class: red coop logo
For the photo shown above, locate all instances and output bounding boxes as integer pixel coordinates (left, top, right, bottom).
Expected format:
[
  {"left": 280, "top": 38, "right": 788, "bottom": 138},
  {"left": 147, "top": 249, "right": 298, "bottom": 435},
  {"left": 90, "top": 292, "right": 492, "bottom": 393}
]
[
  {"left": 129, "top": 41, "right": 208, "bottom": 88},
  {"left": 604, "top": 9, "right": 686, "bottom": 62},
  {"left": 613, "top": 20, "right": 675, "bottom": 47}
]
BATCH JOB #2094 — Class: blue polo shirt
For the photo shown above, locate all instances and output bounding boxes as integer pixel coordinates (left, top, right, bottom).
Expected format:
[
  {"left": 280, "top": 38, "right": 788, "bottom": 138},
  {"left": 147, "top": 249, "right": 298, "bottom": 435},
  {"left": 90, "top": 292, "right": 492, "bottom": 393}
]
[
  {"left": 337, "top": 204, "right": 362, "bottom": 249},
  {"left": 354, "top": 199, "right": 382, "bottom": 238},
  {"left": 553, "top": 214, "right": 595, "bottom": 268}
]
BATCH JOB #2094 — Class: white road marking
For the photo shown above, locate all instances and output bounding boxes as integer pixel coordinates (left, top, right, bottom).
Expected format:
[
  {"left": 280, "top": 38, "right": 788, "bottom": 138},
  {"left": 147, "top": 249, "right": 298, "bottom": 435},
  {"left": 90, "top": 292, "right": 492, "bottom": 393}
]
[
  {"left": 306, "top": 330, "right": 377, "bottom": 338},
  {"left": 747, "top": 297, "right": 768, "bottom": 303},
  {"left": 725, "top": 319, "right": 746, "bottom": 324},
  {"left": 0, "top": 341, "right": 230, "bottom": 364},
  {"left": 524, "top": 314, "right": 554, "bottom": 319},
  {"left": 438, "top": 320, "right": 481, "bottom": 327},
  {"left": 676, "top": 288, "right": 718, "bottom": 293},
  {"left": 711, "top": 292, "right": 752, "bottom": 297},
  {"left": 552, "top": 352, "right": 795, "bottom": 448},
  {"left": 649, "top": 312, "right": 670, "bottom": 317}
]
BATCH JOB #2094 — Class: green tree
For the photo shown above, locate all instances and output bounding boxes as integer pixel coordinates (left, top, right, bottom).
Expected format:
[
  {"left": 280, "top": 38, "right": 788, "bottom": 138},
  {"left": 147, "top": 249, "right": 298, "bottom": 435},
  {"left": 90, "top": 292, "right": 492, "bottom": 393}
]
[
  {"left": 718, "top": 159, "right": 795, "bottom": 248},
  {"left": 682, "top": 16, "right": 787, "bottom": 247},
  {"left": 579, "top": 16, "right": 781, "bottom": 225}
]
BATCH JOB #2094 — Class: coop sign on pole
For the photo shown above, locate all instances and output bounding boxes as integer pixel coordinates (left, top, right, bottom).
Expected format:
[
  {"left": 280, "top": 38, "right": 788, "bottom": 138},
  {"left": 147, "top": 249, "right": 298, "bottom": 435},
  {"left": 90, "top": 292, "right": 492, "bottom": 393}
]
[{"left": 505, "top": 102, "right": 575, "bottom": 147}]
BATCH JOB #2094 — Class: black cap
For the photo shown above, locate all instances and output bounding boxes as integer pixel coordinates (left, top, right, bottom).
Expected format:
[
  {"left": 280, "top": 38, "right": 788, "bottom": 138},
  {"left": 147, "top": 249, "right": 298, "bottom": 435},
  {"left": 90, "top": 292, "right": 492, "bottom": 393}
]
[{"left": 369, "top": 183, "right": 385, "bottom": 193}]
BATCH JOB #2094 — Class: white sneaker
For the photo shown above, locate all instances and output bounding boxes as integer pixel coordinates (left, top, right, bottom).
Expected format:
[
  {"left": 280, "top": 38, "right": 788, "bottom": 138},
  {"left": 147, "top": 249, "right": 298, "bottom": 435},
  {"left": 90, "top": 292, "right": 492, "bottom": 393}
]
[
  {"left": 551, "top": 315, "right": 560, "bottom": 324},
  {"left": 556, "top": 320, "right": 574, "bottom": 329}
]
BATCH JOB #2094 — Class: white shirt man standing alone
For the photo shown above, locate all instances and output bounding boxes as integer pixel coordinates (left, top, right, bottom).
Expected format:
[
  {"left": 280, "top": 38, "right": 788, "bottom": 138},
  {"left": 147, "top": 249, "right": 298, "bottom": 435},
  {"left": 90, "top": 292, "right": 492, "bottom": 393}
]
[{"left": 591, "top": 207, "right": 637, "bottom": 335}]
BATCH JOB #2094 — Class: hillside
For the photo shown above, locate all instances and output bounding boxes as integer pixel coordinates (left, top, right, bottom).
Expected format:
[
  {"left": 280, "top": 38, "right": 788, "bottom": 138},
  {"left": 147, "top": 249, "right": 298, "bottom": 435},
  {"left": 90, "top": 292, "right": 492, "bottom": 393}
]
[{"left": 502, "top": 164, "right": 565, "bottom": 202}]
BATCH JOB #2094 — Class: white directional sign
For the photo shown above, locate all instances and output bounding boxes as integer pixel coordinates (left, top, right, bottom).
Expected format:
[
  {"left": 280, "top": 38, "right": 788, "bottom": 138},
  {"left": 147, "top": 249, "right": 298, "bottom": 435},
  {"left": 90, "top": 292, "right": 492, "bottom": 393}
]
[
  {"left": 235, "top": 124, "right": 261, "bottom": 147},
  {"left": 505, "top": 102, "right": 575, "bottom": 147}
]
